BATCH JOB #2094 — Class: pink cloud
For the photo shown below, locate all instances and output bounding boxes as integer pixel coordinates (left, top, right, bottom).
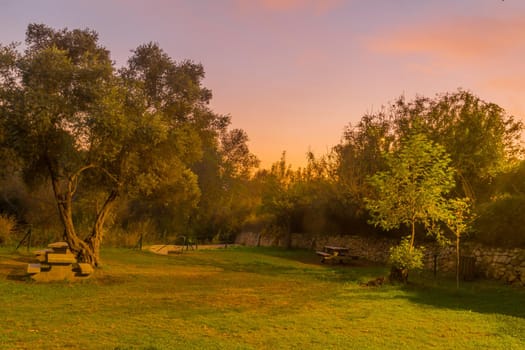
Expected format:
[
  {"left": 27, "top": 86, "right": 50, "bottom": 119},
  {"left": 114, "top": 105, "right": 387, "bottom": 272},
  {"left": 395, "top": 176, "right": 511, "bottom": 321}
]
[
  {"left": 235, "top": 0, "right": 343, "bottom": 14},
  {"left": 487, "top": 77, "right": 525, "bottom": 92},
  {"left": 365, "top": 15, "right": 525, "bottom": 60}
]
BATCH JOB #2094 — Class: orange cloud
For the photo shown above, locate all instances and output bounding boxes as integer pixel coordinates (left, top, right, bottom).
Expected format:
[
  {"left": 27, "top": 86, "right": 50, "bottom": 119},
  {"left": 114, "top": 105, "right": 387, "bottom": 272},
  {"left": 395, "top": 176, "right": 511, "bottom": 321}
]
[
  {"left": 365, "top": 15, "right": 525, "bottom": 60},
  {"left": 235, "top": 0, "right": 343, "bottom": 14}
]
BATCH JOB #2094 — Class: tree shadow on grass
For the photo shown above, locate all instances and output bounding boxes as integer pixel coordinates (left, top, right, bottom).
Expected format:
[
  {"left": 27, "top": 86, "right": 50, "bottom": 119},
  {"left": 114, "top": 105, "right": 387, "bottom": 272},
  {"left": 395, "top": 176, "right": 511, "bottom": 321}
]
[
  {"left": 0, "top": 253, "right": 34, "bottom": 281},
  {"left": 397, "top": 278, "right": 525, "bottom": 319},
  {"left": 246, "top": 246, "right": 383, "bottom": 268},
  {"left": 261, "top": 245, "right": 525, "bottom": 319},
  {"left": 231, "top": 246, "right": 321, "bottom": 264},
  {"left": 212, "top": 247, "right": 389, "bottom": 284}
]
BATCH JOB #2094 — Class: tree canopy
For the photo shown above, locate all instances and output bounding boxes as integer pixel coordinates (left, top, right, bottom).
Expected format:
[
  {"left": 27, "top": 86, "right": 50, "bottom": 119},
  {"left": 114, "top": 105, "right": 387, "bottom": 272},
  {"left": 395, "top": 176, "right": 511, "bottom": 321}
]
[
  {"left": 1, "top": 24, "right": 524, "bottom": 262},
  {"left": 365, "top": 133, "right": 455, "bottom": 249},
  {"left": 0, "top": 24, "right": 259, "bottom": 265},
  {"left": 391, "top": 90, "right": 523, "bottom": 200}
]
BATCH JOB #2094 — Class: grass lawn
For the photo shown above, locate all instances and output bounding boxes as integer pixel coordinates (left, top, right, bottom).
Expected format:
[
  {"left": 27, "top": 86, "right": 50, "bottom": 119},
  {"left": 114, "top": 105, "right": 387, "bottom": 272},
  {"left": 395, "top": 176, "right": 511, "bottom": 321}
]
[{"left": 0, "top": 246, "right": 524, "bottom": 349}]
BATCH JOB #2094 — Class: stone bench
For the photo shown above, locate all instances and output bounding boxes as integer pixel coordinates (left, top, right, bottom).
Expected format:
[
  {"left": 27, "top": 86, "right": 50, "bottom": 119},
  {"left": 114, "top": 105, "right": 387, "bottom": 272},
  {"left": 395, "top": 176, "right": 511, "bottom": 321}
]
[
  {"left": 46, "top": 253, "right": 77, "bottom": 264},
  {"left": 27, "top": 242, "right": 93, "bottom": 282}
]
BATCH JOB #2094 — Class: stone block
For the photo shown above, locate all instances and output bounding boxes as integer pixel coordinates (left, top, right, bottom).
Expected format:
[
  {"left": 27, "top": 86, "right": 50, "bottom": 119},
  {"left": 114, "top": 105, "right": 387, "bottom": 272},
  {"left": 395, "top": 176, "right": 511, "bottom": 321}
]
[
  {"left": 75, "top": 263, "right": 94, "bottom": 276},
  {"left": 46, "top": 253, "right": 77, "bottom": 264},
  {"left": 48, "top": 241, "right": 69, "bottom": 249},
  {"left": 27, "top": 263, "right": 41, "bottom": 274},
  {"left": 47, "top": 241, "right": 70, "bottom": 254},
  {"left": 510, "top": 258, "right": 520, "bottom": 267},
  {"left": 30, "top": 264, "right": 73, "bottom": 282}
]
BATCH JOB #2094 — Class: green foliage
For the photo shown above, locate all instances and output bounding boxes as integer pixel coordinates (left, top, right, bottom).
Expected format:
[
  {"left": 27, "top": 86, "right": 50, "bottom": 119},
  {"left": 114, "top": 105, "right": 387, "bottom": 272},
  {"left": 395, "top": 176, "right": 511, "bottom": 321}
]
[
  {"left": 469, "top": 159, "right": 525, "bottom": 248},
  {"left": 329, "top": 90, "right": 523, "bottom": 242},
  {"left": 255, "top": 151, "right": 352, "bottom": 238},
  {"left": 190, "top": 126, "right": 259, "bottom": 242},
  {"left": 256, "top": 153, "right": 305, "bottom": 246},
  {"left": 333, "top": 112, "right": 393, "bottom": 205},
  {"left": 444, "top": 197, "right": 474, "bottom": 288},
  {"left": 0, "top": 24, "right": 259, "bottom": 262},
  {"left": 392, "top": 90, "right": 523, "bottom": 200},
  {"left": 445, "top": 197, "right": 474, "bottom": 244},
  {"left": 0, "top": 24, "right": 121, "bottom": 263},
  {"left": 389, "top": 236, "right": 425, "bottom": 270},
  {"left": 473, "top": 195, "right": 525, "bottom": 247},
  {"left": 219, "top": 128, "right": 260, "bottom": 179},
  {"left": 2, "top": 24, "right": 523, "bottom": 252},
  {"left": 366, "top": 133, "right": 455, "bottom": 247}
]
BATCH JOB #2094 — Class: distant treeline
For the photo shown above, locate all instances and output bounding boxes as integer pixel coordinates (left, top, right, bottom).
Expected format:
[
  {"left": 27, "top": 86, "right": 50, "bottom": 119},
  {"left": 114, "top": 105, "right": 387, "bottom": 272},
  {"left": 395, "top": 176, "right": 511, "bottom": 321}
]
[
  {"left": 0, "top": 25, "right": 524, "bottom": 263},
  {"left": 251, "top": 90, "right": 525, "bottom": 248}
]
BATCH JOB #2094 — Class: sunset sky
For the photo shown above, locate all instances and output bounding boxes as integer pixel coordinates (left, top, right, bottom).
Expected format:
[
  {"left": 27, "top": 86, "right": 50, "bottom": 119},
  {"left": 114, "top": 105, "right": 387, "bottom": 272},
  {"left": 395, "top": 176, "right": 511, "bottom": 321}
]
[{"left": 1, "top": 0, "right": 524, "bottom": 168}]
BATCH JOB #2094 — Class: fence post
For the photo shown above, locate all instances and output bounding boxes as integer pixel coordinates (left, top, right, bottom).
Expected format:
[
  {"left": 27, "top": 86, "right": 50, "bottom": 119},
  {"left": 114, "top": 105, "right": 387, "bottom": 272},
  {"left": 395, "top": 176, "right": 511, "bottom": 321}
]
[
  {"left": 26, "top": 226, "right": 32, "bottom": 252},
  {"left": 460, "top": 256, "right": 476, "bottom": 281},
  {"left": 15, "top": 226, "right": 32, "bottom": 252}
]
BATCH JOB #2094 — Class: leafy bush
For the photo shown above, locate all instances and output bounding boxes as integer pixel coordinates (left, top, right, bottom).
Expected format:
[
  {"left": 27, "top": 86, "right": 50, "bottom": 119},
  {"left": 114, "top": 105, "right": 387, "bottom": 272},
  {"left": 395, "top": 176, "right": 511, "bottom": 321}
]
[
  {"left": 0, "top": 214, "right": 17, "bottom": 246},
  {"left": 473, "top": 196, "right": 525, "bottom": 247},
  {"left": 389, "top": 236, "right": 425, "bottom": 270}
]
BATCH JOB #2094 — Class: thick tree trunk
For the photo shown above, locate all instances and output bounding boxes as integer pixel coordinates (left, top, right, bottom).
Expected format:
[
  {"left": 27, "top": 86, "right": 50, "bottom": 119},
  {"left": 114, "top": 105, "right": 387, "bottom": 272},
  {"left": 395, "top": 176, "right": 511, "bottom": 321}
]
[
  {"left": 67, "top": 229, "right": 97, "bottom": 266},
  {"left": 86, "top": 190, "right": 118, "bottom": 267},
  {"left": 49, "top": 161, "right": 118, "bottom": 267},
  {"left": 50, "top": 176, "right": 96, "bottom": 265}
]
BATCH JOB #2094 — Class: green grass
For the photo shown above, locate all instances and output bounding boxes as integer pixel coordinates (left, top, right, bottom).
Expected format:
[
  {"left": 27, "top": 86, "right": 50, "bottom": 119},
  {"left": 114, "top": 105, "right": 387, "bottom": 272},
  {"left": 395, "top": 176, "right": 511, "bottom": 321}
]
[{"left": 1, "top": 246, "right": 524, "bottom": 349}]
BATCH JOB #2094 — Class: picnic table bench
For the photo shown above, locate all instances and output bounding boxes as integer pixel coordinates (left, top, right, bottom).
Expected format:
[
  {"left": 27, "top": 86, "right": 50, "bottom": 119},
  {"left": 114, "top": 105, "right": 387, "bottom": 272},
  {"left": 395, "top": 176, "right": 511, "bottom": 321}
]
[
  {"left": 27, "top": 242, "right": 93, "bottom": 282},
  {"left": 316, "top": 245, "right": 359, "bottom": 264}
]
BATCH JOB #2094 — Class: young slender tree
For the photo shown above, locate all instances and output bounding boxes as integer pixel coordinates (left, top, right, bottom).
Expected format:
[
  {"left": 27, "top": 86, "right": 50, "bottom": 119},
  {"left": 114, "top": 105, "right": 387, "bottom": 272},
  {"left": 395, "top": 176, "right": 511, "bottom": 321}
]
[
  {"left": 366, "top": 133, "right": 455, "bottom": 281},
  {"left": 445, "top": 198, "right": 473, "bottom": 288}
]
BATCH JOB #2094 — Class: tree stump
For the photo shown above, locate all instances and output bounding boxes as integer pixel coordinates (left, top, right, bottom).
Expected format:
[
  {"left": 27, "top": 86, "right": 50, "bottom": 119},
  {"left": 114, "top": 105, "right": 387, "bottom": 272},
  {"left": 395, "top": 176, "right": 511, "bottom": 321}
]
[{"left": 390, "top": 266, "right": 408, "bottom": 283}]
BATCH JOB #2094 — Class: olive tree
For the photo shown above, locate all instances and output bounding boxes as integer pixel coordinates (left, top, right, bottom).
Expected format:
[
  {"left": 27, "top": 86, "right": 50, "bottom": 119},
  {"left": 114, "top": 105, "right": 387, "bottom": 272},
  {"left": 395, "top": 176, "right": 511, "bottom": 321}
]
[{"left": 0, "top": 25, "right": 213, "bottom": 266}]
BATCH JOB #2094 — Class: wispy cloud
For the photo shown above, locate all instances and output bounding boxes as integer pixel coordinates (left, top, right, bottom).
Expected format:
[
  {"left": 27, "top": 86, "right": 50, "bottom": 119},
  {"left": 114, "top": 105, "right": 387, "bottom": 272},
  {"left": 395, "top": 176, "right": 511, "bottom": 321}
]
[
  {"left": 234, "top": 0, "right": 343, "bottom": 14},
  {"left": 365, "top": 15, "right": 525, "bottom": 61}
]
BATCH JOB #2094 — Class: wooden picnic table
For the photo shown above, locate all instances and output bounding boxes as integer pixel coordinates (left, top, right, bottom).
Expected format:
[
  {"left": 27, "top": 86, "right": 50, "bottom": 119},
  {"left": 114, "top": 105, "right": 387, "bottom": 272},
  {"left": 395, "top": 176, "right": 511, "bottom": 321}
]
[{"left": 316, "top": 245, "right": 358, "bottom": 264}]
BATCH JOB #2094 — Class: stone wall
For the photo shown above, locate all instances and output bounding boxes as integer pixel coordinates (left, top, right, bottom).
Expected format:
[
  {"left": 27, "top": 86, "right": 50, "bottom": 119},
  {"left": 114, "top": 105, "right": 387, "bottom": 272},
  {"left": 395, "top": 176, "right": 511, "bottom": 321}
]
[
  {"left": 236, "top": 231, "right": 525, "bottom": 286},
  {"left": 437, "top": 244, "right": 525, "bottom": 285}
]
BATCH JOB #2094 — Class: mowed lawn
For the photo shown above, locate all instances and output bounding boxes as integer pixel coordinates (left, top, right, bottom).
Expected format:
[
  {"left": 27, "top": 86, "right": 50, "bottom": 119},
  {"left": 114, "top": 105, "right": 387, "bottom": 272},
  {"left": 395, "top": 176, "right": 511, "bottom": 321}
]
[{"left": 1, "top": 247, "right": 524, "bottom": 349}]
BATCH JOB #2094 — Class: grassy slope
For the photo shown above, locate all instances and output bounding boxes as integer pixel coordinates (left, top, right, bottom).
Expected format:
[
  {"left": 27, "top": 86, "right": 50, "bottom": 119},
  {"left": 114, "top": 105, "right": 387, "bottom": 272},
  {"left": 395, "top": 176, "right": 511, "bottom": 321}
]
[{"left": 0, "top": 247, "right": 524, "bottom": 349}]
